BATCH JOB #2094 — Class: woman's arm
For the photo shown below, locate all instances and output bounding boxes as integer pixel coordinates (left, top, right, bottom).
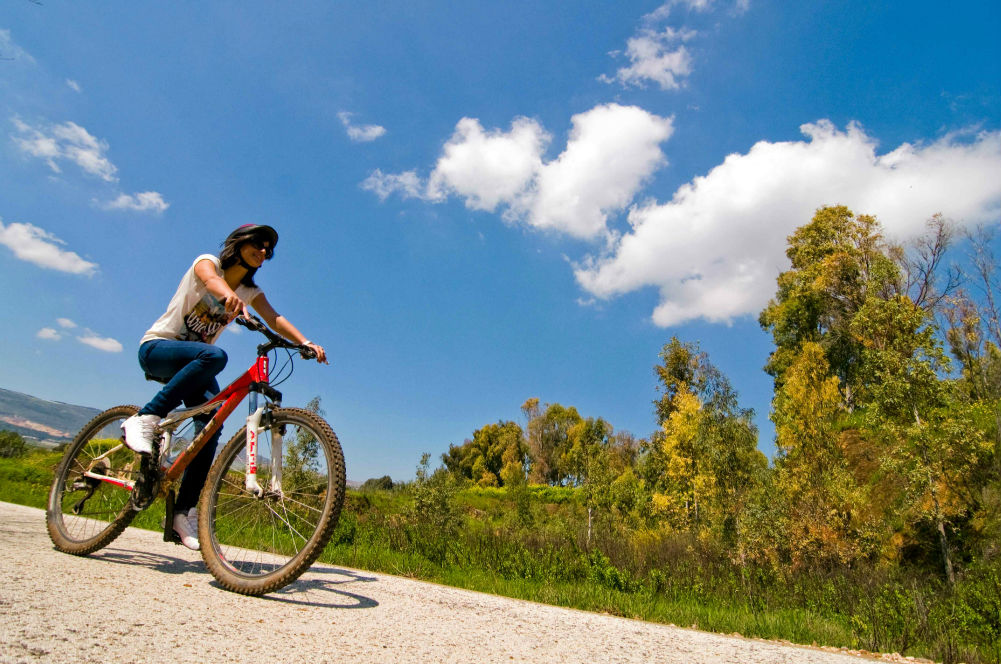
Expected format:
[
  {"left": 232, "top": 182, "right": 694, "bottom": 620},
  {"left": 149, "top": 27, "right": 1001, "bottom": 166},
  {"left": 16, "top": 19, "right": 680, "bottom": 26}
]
[
  {"left": 251, "top": 292, "right": 328, "bottom": 364},
  {"left": 194, "top": 259, "right": 250, "bottom": 318}
]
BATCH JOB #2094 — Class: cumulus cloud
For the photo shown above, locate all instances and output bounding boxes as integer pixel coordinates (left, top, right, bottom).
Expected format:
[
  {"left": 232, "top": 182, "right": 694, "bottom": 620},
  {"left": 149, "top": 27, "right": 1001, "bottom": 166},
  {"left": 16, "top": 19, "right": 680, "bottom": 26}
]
[
  {"left": 574, "top": 121, "right": 1001, "bottom": 326},
  {"left": 12, "top": 118, "right": 118, "bottom": 182},
  {"left": 520, "top": 105, "right": 674, "bottom": 238},
  {"left": 364, "top": 104, "right": 674, "bottom": 241},
  {"left": 426, "top": 116, "right": 550, "bottom": 211},
  {"left": 66, "top": 79, "right": 82, "bottom": 93},
  {"left": 99, "top": 191, "right": 169, "bottom": 214},
  {"left": 56, "top": 318, "right": 77, "bottom": 329},
  {"left": 77, "top": 331, "right": 123, "bottom": 353},
  {"left": 0, "top": 219, "right": 98, "bottom": 275},
  {"left": 338, "top": 112, "right": 387, "bottom": 143},
  {"left": 36, "top": 328, "right": 61, "bottom": 341}
]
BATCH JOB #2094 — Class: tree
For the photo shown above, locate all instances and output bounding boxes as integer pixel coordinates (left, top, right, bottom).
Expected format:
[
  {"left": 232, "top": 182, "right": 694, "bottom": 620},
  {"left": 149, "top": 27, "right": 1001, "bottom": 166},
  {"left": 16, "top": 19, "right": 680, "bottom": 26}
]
[
  {"left": 759, "top": 205, "right": 901, "bottom": 404},
  {"left": 361, "top": 475, "right": 395, "bottom": 491},
  {"left": 897, "top": 214, "right": 961, "bottom": 315},
  {"left": 284, "top": 396, "right": 324, "bottom": 485},
  {"left": 771, "top": 342, "right": 879, "bottom": 569},
  {"left": 852, "top": 295, "right": 990, "bottom": 584},
  {"left": 562, "top": 416, "right": 615, "bottom": 546},
  {"left": 442, "top": 420, "right": 526, "bottom": 487},
  {"left": 0, "top": 430, "right": 27, "bottom": 458},
  {"left": 522, "top": 400, "right": 582, "bottom": 486},
  {"left": 647, "top": 338, "right": 765, "bottom": 544}
]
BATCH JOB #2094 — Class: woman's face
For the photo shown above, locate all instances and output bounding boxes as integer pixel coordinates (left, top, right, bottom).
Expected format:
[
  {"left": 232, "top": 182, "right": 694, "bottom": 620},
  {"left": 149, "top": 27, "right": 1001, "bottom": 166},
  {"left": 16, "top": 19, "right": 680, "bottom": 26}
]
[{"left": 239, "top": 238, "right": 270, "bottom": 269}]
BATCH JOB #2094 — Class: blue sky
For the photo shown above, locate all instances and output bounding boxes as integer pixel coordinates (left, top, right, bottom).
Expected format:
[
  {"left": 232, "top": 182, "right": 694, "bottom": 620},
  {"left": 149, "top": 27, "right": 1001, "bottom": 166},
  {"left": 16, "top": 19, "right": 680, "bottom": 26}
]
[{"left": 2, "top": 1, "right": 999, "bottom": 482}]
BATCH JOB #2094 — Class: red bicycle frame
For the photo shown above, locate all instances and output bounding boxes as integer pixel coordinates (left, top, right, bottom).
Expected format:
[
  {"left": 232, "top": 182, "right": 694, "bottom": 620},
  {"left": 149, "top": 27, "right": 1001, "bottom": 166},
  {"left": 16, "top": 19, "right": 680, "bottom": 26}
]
[{"left": 160, "top": 354, "right": 271, "bottom": 486}]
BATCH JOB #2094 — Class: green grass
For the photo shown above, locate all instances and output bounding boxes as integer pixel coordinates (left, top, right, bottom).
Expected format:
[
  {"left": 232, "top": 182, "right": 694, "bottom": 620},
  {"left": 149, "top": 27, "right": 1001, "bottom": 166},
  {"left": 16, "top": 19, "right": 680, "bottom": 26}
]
[{"left": 4, "top": 450, "right": 997, "bottom": 664}]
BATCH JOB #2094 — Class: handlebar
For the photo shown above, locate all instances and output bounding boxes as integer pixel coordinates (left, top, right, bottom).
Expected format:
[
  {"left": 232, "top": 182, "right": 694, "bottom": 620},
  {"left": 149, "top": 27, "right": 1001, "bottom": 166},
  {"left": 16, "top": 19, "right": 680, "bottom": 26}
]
[{"left": 234, "top": 315, "right": 317, "bottom": 360}]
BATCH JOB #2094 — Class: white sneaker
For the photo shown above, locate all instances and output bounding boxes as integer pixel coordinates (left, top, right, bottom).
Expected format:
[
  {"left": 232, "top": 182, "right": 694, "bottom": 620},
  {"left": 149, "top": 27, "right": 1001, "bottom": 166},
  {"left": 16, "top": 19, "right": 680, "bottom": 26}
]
[
  {"left": 173, "top": 512, "right": 199, "bottom": 550},
  {"left": 121, "top": 413, "right": 160, "bottom": 455},
  {"left": 186, "top": 507, "right": 198, "bottom": 532}
]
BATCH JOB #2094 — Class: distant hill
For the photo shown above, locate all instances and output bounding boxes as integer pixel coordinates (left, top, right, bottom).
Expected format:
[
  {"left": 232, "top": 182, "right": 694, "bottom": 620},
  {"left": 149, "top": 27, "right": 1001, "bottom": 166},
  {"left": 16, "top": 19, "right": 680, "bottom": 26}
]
[{"left": 0, "top": 387, "right": 103, "bottom": 448}]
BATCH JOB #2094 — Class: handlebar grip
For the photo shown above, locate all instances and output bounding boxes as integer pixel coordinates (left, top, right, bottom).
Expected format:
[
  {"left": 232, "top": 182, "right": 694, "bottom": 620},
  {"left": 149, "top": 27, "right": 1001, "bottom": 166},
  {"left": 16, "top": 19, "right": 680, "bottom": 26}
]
[
  {"left": 235, "top": 315, "right": 266, "bottom": 332},
  {"left": 299, "top": 346, "right": 317, "bottom": 360}
]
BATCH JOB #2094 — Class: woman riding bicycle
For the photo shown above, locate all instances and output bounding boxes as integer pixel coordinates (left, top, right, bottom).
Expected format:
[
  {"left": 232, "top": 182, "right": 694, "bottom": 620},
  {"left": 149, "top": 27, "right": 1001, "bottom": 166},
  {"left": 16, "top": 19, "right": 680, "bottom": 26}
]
[{"left": 121, "top": 224, "right": 327, "bottom": 550}]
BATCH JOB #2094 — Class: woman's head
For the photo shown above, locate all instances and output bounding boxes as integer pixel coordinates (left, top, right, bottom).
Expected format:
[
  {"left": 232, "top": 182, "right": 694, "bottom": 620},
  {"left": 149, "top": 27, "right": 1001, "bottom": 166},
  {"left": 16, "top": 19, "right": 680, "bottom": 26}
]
[{"left": 219, "top": 224, "right": 278, "bottom": 287}]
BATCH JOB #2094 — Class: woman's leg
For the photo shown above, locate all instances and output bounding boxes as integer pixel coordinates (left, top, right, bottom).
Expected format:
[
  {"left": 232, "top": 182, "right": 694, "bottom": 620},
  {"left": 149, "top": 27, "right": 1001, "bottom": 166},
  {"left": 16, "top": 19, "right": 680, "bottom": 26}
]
[
  {"left": 123, "top": 340, "right": 229, "bottom": 455},
  {"left": 138, "top": 339, "right": 228, "bottom": 417},
  {"left": 173, "top": 379, "right": 223, "bottom": 513}
]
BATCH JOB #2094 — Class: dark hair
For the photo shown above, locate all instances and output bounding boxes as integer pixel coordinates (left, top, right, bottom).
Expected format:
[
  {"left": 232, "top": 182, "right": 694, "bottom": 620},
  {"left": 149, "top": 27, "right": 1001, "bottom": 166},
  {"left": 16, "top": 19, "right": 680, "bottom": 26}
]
[
  {"left": 218, "top": 224, "right": 278, "bottom": 288},
  {"left": 219, "top": 237, "right": 259, "bottom": 287}
]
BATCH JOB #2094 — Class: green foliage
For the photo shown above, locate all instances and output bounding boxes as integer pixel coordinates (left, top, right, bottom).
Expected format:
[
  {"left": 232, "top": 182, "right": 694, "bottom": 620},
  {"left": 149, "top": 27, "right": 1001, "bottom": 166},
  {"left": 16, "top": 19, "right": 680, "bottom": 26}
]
[
  {"left": 284, "top": 396, "right": 323, "bottom": 484},
  {"left": 0, "top": 429, "right": 27, "bottom": 458},
  {"left": 645, "top": 337, "right": 765, "bottom": 544},
  {"left": 522, "top": 399, "right": 582, "bottom": 486},
  {"left": 442, "top": 420, "right": 526, "bottom": 487},
  {"left": 408, "top": 453, "right": 461, "bottom": 536},
  {"left": 360, "top": 475, "right": 395, "bottom": 491},
  {"left": 759, "top": 205, "right": 902, "bottom": 398}
]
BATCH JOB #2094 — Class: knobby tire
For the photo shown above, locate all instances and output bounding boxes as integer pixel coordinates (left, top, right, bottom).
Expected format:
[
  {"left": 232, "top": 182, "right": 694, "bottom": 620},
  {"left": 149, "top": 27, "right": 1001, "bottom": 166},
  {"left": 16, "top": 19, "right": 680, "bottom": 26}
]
[
  {"left": 46, "top": 405, "right": 141, "bottom": 555},
  {"left": 198, "top": 407, "right": 346, "bottom": 596}
]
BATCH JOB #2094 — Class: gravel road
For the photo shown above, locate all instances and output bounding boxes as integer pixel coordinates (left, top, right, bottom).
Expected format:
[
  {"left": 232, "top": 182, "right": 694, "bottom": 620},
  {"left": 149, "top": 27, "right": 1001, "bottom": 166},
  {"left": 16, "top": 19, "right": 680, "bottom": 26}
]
[{"left": 1, "top": 501, "right": 904, "bottom": 664}]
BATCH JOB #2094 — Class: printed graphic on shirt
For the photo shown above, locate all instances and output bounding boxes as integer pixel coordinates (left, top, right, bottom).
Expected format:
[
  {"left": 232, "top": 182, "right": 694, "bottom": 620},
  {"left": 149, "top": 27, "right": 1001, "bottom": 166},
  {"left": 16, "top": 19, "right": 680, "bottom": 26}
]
[{"left": 178, "top": 293, "right": 230, "bottom": 343}]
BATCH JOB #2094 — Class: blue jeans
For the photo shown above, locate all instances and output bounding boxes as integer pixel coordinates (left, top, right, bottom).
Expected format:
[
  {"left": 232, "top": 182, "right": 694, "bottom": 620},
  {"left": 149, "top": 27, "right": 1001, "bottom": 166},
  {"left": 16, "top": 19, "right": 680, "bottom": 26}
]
[{"left": 138, "top": 339, "right": 228, "bottom": 512}]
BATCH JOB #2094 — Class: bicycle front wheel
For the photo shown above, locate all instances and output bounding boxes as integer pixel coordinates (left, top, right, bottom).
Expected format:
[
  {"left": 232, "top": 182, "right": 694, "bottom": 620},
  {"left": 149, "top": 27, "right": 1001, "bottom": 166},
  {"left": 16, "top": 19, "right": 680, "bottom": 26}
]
[
  {"left": 46, "top": 405, "right": 141, "bottom": 555},
  {"left": 199, "top": 407, "right": 346, "bottom": 595}
]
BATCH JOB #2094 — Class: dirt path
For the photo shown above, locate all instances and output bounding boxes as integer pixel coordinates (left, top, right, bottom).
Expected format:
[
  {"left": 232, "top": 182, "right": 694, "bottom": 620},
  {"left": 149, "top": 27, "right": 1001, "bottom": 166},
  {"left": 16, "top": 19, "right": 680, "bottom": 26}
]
[{"left": 1, "top": 502, "right": 897, "bottom": 663}]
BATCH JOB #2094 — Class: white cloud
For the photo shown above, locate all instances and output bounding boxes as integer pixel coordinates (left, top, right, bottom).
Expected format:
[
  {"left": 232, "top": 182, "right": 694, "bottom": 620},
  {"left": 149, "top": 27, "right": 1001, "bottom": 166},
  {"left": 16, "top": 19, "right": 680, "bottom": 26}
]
[
  {"left": 0, "top": 29, "right": 36, "bottom": 64},
  {"left": 56, "top": 318, "right": 77, "bottom": 329},
  {"left": 36, "top": 328, "right": 61, "bottom": 341},
  {"left": 338, "top": 112, "right": 387, "bottom": 143},
  {"left": 66, "top": 79, "right": 82, "bottom": 93},
  {"left": 11, "top": 118, "right": 118, "bottom": 182},
  {"left": 605, "top": 0, "right": 747, "bottom": 91},
  {"left": 518, "top": 105, "right": 673, "bottom": 239},
  {"left": 77, "top": 332, "right": 123, "bottom": 353},
  {"left": 574, "top": 121, "right": 1001, "bottom": 327},
  {"left": 644, "top": 0, "right": 745, "bottom": 21},
  {"left": 426, "top": 116, "right": 550, "bottom": 211},
  {"left": 602, "top": 28, "right": 696, "bottom": 90},
  {"left": 365, "top": 104, "right": 674, "bottom": 241},
  {"left": 99, "top": 191, "right": 169, "bottom": 214},
  {"left": 361, "top": 169, "right": 424, "bottom": 201},
  {"left": 0, "top": 219, "right": 98, "bottom": 275}
]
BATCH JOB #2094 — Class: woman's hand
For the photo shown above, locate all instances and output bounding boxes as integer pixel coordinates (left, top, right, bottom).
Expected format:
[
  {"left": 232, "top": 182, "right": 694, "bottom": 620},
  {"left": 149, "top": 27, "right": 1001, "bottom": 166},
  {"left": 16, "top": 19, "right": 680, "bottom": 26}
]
[
  {"left": 304, "top": 342, "right": 328, "bottom": 364},
  {"left": 221, "top": 291, "right": 249, "bottom": 320}
]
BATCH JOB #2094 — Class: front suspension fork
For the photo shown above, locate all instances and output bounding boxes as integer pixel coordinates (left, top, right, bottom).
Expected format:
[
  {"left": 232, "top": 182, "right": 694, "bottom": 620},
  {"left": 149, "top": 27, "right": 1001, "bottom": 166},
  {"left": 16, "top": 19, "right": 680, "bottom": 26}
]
[{"left": 244, "top": 393, "right": 283, "bottom": 498}]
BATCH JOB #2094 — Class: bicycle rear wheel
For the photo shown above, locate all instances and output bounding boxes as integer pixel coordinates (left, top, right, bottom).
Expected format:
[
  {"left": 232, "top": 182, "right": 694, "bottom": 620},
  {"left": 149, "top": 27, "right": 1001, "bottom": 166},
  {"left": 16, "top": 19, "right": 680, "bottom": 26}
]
[
  {"left": 46, "top": 405, "right": 142, "bottom": 555},
  {"left": 199, "top": 407, "right": 345, "bottom": 595}
]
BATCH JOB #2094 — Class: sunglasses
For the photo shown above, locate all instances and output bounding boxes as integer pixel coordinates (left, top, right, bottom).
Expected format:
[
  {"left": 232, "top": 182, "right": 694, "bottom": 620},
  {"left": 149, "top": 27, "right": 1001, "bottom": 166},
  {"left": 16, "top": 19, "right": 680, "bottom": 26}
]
[{"left": 245, "top": 237, "right": 274, "bottom": 259}]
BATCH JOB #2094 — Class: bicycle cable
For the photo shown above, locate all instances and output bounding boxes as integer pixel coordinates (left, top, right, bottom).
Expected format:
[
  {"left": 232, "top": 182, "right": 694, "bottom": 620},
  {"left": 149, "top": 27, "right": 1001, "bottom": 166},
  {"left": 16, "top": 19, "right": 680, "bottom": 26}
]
[{"left": 268, "top": 345, "right": 296, "bottom": 388}]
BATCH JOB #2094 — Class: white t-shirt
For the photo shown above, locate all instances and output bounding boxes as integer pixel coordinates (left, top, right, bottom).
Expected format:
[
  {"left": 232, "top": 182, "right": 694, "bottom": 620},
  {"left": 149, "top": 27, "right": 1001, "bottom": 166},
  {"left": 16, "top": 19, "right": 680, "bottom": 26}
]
[{"left": 141, "top": 254, "right": 263, "bottom": 345}]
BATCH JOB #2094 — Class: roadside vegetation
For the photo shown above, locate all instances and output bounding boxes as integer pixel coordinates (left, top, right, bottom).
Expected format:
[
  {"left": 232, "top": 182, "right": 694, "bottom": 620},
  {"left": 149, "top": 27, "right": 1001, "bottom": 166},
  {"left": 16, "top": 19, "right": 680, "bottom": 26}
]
[{"left": 4, "top": 207, "right": 999, "bottom": 662}]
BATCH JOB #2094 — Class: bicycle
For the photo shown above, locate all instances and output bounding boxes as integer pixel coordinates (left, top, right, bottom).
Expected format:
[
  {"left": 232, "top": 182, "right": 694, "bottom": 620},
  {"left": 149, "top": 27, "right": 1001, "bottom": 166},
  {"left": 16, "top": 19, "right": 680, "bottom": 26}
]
[{"left": 45, "top": 315, "right": 346, "bottom": 596}]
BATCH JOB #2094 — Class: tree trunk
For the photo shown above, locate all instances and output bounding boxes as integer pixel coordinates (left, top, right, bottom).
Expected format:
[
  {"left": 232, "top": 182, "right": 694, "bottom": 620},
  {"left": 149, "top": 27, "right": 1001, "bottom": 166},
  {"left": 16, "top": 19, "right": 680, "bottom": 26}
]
[
  {"left": 914, "top": 407, "right": 956, "bottom": 586},
  {"left": 586, "top": 506, "right": 592, "bottom": 549},
  {"left": 935, "top": 508, "right": 956, "bottom": 586}
]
